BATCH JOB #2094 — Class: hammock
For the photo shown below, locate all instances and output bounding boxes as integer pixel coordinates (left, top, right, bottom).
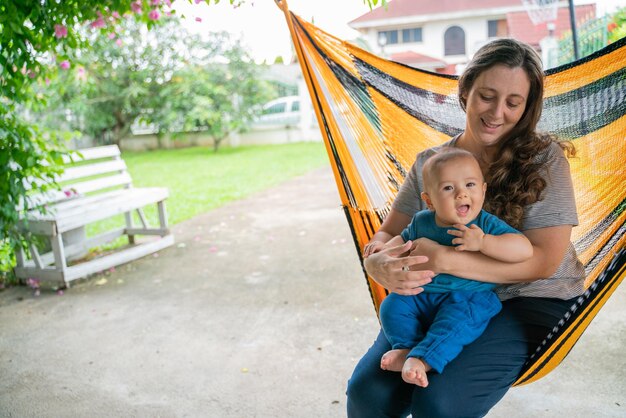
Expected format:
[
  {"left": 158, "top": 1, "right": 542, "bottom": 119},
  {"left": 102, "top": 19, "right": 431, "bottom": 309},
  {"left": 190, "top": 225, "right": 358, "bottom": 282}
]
[{"left": 276, "top": 1, "right": 626, "bottom": 386}]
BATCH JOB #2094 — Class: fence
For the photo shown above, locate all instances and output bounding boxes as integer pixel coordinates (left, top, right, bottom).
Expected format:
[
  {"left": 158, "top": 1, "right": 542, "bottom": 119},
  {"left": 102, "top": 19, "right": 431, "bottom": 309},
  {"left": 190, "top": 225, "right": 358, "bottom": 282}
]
[{"left": 558, "top": 15, "right": 610, "bottom": 65}]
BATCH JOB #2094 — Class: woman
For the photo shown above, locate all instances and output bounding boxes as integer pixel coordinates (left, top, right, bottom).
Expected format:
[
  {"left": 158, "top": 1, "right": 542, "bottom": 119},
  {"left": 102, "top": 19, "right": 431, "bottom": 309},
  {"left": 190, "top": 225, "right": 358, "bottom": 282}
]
[{"left": 346, "top": 38, "right": 585, "bottom": 417}]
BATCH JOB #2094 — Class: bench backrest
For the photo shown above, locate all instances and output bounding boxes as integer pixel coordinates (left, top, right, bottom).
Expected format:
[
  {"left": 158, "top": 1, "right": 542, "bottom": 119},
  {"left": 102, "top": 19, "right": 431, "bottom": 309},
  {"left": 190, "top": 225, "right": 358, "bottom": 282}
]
[{"left": 23, "top": 145, "right": 132, "bottom": 210}]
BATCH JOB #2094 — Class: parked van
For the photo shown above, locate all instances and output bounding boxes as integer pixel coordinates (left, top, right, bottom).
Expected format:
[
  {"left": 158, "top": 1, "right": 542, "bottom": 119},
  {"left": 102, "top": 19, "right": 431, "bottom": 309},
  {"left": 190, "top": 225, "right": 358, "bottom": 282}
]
[{"left": 255, "top": 96, "right": 301, "bottom": 127}]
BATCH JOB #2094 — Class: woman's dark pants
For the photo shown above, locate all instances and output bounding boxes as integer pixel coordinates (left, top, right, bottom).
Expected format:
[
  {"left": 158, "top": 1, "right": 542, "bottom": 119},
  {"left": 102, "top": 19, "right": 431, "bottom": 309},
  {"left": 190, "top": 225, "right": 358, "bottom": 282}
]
[{"left": 346, "top": 296, "right": 575, "bottom": 418}]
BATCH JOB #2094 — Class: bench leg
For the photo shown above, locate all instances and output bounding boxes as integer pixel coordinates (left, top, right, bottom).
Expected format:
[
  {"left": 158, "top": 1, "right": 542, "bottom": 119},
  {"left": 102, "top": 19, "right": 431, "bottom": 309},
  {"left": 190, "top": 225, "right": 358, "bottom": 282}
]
[
  {"left": 50, "top": 233, "right": 68, "bottom": 286},
  {"left": 124, "top": 212, "right": 135, "bottom": 244},
  {"left": 15, "top": 245, "right": 26, "bottom": 269},
  {"left": 136, "top": 208, "right": 149, "bottom": 229},
  {"left": 29, "top": 243, "right": 44, "bottom": 269},
  {"left": 157, "top": 201, "right": 169, "bottom": 232}
]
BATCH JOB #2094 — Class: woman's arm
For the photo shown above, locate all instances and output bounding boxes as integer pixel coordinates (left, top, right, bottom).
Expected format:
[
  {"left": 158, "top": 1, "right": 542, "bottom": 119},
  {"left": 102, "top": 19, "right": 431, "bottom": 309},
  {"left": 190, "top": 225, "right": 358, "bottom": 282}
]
[
  {"left": 363, "top": 209, "right": 435, "bottom": 294},
  {"left": 414, "top": 225, "right": 572, "bottom": 284}
]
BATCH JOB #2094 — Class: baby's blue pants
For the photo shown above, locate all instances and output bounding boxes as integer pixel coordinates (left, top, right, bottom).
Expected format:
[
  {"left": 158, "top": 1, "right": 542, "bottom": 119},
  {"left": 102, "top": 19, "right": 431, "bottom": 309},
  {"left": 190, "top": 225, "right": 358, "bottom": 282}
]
[{"left": 379, "top": 291, "right": 501, "bottom": 373}]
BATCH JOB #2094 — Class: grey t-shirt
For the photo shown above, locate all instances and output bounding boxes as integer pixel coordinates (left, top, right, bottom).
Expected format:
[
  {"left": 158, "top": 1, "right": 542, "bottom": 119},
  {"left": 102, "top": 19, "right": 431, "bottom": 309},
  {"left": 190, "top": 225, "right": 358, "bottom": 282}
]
[{"left": 392, "top": 136, "right": 586, "bottom": 300}]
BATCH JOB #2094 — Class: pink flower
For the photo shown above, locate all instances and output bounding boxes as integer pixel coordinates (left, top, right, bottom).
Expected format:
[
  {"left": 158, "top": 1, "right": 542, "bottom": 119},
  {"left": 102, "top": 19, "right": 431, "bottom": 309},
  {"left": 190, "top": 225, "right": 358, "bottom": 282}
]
[
  {"left": 45, "top": 78, "right": 51, "bottom": 85},
  {"left": 116, "top": 39, "right": 123, "bottom": 46},
  {"left": 151, "top": 0, "right": 161, "bottom": 5},
  {"left": 90, "top": 17, "right": 106, "bottom": 29},
  {"left": 112, "top": 11, "right": 121, "bottom": 19},
  {"left": 148, "top": 9, "right": 160, "bottom": 20},
  {"left": 28, "top": 70, "right": 37, "bottom": 79},
  {"left": 59, "top": 60, "right": 70, "bottom": 70},
  {"left": 26, "top": 278, "right": 40, "bottom": 289},
  {"left": 131, "top": 1, "right": 142, "bottom": 13},
  {"left": 195, "top": 17, "right": 202, "bottom": 22},
  {"left": 54, "top": 24, "right": 68, "bottom": 39},
  {"left": 77, "top": 67, "right": 86, "bottom": 81},
  {"left": 195, "top": 0, "right": 203, "bottom": 3},
  {"left": 164, "top": 0, "right": 172, "bottom": 6},
  {"left": 108, "top": 33, "right": 116, "bottom": 39}
]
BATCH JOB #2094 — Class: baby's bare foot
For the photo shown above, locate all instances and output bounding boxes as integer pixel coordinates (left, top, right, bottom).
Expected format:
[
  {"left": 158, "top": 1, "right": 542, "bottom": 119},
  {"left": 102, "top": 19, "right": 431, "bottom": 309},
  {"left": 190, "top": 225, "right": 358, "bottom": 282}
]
[
  {"left": 380, "top": 349, "right": 410, "bottom": 372},
  {"left": 402, "top": 357, "right": 430, "bottom": 387}
]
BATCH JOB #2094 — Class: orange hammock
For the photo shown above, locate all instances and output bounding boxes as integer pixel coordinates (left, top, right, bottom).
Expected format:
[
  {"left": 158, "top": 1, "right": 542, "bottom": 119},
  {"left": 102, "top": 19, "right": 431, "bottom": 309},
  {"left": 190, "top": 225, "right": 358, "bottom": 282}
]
[{"left": 276, "top": 1, "right": 626, "bottom": 386}]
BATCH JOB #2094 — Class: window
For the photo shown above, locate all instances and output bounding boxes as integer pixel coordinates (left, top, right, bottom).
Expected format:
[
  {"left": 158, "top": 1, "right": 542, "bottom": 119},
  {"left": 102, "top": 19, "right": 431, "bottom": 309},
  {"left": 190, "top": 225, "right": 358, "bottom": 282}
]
[
  {"left": 444, "top": 26, "right": 466, "bottom": 56},
  {"left": 262, "top": 102, "right": 286, "bottom": 115},
  {"left": 378, "top": 28, "right": 422, "bottom": 45},
  {"left": 402, "top": 28, "right": 422, "bottom": 43},
  {"left": 487, "top": 19, "right": 507, "bottom": 38},
  {"left": 378, "top": 30, "right": 399, "bottom": 45},
  {"left": 488, "top": 20, "right": 498, "bottom": 38},
  {"left": 290, "top": 101, "right": 300, "bottom": 112}
]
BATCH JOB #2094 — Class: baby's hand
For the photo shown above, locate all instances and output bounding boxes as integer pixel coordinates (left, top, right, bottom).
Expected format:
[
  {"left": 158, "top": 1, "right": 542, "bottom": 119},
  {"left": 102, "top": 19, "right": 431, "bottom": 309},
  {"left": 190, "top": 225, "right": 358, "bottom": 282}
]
[
  {"left": 363, "top": 241, "right": 386, "bottom": 258},
  {"left": 448, "top": 224, "right": 485, "bottom": 252}
]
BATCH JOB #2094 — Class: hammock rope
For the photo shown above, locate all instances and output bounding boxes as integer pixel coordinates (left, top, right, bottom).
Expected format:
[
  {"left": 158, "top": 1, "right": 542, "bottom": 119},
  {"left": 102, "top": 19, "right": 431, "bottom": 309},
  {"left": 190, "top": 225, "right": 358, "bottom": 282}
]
[{"left": 276, "top": 0, "right": 626, "bottom": 386}]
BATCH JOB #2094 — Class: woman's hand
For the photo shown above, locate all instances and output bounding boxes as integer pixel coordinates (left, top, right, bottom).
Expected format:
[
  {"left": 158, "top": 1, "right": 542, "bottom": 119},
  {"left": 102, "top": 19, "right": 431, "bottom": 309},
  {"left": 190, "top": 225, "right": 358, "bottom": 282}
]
[
  {"left": 409, "top": 237, "right": 452, "bottom": 273},
  {"left": 363, "top": 240, "right": 434, "bottom": 295}
]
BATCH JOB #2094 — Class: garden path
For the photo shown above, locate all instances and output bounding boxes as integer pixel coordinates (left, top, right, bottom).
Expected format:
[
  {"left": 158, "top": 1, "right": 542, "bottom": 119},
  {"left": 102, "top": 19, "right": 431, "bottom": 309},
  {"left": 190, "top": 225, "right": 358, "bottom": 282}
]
[{"left": 0, "top": 166, "right": 624, "bottom": 417}]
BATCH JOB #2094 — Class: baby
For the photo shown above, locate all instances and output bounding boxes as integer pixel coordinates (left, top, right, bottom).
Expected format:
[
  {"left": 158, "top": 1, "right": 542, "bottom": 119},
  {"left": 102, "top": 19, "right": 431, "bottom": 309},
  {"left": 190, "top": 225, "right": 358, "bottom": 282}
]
[{"left": 367, "top": 148, "right": 533, "bottom": 387}]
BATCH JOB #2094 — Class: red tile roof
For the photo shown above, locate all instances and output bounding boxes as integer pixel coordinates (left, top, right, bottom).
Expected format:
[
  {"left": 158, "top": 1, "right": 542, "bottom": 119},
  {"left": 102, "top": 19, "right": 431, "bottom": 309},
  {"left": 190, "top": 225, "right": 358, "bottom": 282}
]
[
  {"left": 507, "top": 4, "right": 596, "bottom": 48},
  {"left": 351, "top": 0, "right": 522, "bottom": 24},
  {"left": 390, "top": 51, "right": 446, "bottom": 66}
]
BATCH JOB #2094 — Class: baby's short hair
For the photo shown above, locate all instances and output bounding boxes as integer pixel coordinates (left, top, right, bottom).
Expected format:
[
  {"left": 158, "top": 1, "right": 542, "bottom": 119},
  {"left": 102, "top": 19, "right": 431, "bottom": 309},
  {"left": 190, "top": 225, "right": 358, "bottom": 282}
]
[{"left": 422, "top": 147, "right": 482, "bottom": 190}]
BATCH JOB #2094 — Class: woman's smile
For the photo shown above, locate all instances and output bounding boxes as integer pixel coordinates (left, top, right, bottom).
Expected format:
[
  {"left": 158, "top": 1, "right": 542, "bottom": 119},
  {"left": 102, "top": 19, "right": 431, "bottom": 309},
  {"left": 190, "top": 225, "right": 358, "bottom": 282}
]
[{"left": 459, "top": 65, "right": 530, "bottom": 157}]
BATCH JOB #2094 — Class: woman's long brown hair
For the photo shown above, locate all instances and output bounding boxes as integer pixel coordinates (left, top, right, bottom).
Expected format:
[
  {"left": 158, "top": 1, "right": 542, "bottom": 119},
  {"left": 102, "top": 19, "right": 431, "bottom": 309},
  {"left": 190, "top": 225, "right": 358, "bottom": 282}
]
[{"left": 458, "top": 38, "right": 575, "bottom": 229}]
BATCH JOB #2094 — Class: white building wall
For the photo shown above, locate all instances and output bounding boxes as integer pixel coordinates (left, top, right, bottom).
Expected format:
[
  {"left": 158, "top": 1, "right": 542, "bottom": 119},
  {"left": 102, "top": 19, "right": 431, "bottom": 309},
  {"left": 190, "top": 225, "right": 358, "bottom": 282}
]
[
  {"left": 365, "top": 16, "right": 493, "bottom": 66},
  {"left": 354, "top": 5, "right": 521, "bottom": 73}
]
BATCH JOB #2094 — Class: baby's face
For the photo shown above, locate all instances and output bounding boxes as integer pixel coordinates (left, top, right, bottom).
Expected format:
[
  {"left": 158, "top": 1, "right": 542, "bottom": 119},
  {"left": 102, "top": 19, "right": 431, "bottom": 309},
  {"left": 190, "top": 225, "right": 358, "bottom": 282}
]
[{"left": 423, "top": 157, "right": 486, "bottom": 227}]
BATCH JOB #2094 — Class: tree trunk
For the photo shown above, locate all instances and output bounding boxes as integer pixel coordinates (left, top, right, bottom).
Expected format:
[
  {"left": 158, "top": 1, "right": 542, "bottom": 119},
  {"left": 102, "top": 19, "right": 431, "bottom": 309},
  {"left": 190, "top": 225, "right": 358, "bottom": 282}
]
[
  {"left": 211, "top": 129, "right": 231, "bottom": 153},
  {"left": 212, "top": 136, "right": 222, "bottom": 153}
]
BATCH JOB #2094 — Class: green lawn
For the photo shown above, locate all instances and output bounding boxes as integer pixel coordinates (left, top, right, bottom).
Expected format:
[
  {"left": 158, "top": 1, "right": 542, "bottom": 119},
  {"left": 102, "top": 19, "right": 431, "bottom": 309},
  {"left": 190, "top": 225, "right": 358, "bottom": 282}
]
[{"left": 88, "top": 142, "right": 330, "bottom": 240}]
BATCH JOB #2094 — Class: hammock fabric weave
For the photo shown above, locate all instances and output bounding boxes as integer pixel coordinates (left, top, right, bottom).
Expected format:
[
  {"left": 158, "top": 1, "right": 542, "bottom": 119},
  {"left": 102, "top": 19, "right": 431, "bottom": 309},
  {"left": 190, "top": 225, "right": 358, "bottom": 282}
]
[{"left": 277, "top": 0, "right": 626, "bottom": 386}]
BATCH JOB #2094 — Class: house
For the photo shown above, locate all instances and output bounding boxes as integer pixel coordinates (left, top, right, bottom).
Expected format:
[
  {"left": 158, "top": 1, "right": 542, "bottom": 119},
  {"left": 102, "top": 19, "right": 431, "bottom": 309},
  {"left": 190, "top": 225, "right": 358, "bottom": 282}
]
[{"left": 349, "top": 0, "right": 596, "bottom": 73}]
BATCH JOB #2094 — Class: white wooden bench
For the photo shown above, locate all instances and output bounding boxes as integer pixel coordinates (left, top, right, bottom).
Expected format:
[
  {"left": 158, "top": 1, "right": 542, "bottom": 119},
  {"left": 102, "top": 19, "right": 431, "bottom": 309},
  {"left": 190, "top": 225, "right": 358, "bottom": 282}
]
[{"left": 14, "top": 145, "right": 174, "bottom": 286}]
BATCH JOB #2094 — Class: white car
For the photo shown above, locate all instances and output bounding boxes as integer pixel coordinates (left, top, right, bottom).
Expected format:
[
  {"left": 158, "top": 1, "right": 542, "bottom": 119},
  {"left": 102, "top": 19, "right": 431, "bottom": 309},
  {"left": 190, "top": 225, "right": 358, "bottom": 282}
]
[{"left": 255, "top": 96, "right": 301, "bottom": 127}]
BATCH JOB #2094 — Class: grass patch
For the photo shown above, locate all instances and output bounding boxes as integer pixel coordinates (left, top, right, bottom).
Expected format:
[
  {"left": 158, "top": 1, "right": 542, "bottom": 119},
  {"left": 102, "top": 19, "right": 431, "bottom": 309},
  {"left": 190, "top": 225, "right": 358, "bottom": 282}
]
[{"left": 88, "top": 142, "right": 329, "bottom": 239}]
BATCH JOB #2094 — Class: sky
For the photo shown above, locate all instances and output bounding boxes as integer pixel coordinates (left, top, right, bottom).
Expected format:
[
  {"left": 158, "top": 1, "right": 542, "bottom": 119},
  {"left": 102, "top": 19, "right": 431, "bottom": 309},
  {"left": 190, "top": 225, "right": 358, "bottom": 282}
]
[{"left": 175, "top": 0, "right": 626, "bottom": 64}]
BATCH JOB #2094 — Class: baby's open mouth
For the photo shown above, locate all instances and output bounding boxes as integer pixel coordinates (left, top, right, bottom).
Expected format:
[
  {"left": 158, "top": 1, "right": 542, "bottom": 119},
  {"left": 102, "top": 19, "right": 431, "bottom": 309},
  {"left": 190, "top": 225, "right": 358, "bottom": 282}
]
[{"left": 457, "top": 205, "right": 470, "bottom": 216}]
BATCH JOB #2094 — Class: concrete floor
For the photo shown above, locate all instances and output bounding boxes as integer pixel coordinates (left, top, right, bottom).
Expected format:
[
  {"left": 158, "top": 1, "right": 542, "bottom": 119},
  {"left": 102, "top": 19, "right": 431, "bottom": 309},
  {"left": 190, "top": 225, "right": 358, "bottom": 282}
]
[{"left": 1, "top": 167, "right": 624, "bottom": 417}]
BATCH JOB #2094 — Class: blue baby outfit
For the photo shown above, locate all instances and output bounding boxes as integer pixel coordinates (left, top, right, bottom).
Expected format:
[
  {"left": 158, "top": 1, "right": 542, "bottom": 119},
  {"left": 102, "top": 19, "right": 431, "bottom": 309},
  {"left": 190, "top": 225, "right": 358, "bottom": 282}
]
[{"left": 381, "top": 209, "right": 521, "bottom": 373}]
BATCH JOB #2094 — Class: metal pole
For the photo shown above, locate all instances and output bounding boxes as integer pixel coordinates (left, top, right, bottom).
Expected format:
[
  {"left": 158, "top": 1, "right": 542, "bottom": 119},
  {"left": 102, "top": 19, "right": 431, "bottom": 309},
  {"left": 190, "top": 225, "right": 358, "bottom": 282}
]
[{"left": 568, "top": 0, "right": 580, "bottom": 60}]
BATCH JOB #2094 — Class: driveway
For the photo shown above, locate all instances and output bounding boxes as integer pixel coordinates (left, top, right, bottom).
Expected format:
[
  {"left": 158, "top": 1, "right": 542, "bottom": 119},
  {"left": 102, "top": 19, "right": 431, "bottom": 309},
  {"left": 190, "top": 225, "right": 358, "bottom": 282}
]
[{"left": 1, "top": 166, "right": 624, "bottom": 417}]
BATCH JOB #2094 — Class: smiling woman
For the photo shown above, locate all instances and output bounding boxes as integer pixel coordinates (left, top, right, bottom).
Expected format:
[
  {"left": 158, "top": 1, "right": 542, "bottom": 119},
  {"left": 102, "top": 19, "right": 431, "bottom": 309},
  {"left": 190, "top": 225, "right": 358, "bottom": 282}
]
[
  {"left": 459, "top": 65, "right": 530, "bottom": 156},
  {"left": 348, "top": 37, "right": 588, "bottom": 417}
]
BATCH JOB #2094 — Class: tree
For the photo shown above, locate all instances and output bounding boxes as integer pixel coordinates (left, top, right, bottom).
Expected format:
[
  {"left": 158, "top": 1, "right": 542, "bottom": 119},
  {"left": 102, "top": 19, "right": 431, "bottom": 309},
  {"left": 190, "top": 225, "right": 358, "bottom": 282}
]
[
  {"left": 148, "top": 32, "right": 274, "bottom": 152},
  {"left": 0, "top": 0, "right": 184, "bottom": 276},
  {"left": 0, "top": 0, "right": 384, "bottom": 277},
  {"left": 40, "top": 17, "right": 194, "bottom": 146},
  {"left": 42, "top": 25, "right": 272, "bottom": 152}
]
